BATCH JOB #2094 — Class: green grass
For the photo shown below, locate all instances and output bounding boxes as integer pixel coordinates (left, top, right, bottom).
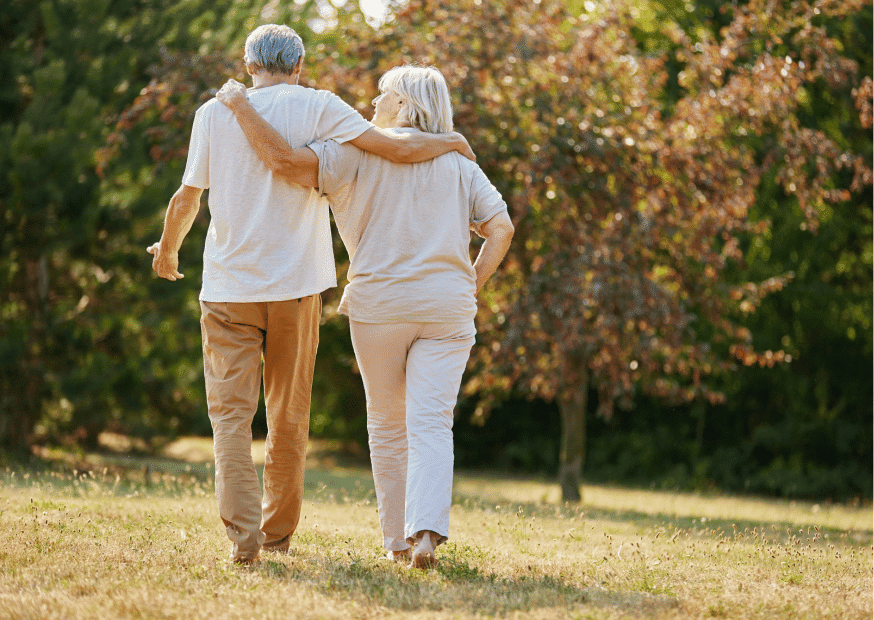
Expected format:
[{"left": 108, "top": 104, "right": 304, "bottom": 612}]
[{"left": 1, "top": 440, "right": 871, "bottom": 619}]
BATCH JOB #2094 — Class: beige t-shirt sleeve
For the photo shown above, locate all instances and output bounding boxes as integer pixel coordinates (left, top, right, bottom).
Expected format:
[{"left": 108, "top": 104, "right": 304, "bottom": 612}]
[
  {"left": 315, "top": 92, "right": 373, "bottom": 145},
  {"left": 309, "top": 139, "right": 362, "bottom": 199},
  {"left": 469, "top": 164, "right": 508, "bottom": 236},
  {"left": 181, "top": 104, "right": 211, "bottom": 189}
]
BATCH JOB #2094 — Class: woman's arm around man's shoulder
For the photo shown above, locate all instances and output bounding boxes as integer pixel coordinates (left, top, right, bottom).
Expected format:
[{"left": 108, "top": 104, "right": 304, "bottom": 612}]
[
  {"left": 348, "top": 126, "right": 475, "bottom": 164},
  {"left": 215, "top": 79, "right": 475, "bottom": 188},
  {"left": 216, "top": 80, "right": 319, "bottom": 188}
]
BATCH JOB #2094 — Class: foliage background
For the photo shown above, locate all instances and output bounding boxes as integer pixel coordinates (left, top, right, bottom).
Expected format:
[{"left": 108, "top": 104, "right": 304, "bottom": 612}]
[{"left": 1, "top": 0, "right": 870, "bottom": 500}]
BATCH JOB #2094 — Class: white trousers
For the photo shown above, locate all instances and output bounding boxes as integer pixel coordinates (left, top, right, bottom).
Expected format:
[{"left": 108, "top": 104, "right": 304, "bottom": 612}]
[{"left": 350, "top": 320, "right": 476, "bottom": 551}]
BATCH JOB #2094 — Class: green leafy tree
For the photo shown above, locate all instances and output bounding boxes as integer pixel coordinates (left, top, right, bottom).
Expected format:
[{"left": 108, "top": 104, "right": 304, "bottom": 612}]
[
  {"left": 103, "top": 0, "right": 379, "bottom": 445},
  {"left": 0, "top": 0, "right": 279, "bottom": 453},
  {"left": 704, "top": 6, "right": 873, "bottom": 497}
]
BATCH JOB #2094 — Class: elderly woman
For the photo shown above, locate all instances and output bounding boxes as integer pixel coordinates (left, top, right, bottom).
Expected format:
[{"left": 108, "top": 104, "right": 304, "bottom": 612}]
[{"left": 217, "top": 66, "right": 514, "bottom": 568}]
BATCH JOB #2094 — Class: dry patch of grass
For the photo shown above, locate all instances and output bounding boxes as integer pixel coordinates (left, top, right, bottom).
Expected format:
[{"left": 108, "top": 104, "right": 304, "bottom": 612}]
[{"left": 1, "top": 454, "right": 870, "bottom": 620}]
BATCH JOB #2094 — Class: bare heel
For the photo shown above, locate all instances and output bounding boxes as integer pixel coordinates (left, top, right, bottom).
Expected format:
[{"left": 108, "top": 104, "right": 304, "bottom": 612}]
[
  {"left": 410, "top": 531, "right": 437, "bottom": 569},
  {"left": 385, "top": 548, "right": 411, "bottom": 563}
]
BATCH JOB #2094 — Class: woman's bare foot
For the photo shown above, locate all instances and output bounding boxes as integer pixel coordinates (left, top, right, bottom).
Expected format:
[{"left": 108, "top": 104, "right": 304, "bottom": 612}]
[
  {"left": 410, "top": 531, "right": 437, "bottom": 569},
  {"left": 386, "top": 548, "right": 411, "bottom": 563}
]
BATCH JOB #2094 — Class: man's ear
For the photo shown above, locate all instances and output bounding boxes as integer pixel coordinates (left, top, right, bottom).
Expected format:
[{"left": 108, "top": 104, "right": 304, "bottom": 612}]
[{"left": 291, "top": 58, "right": 303, "bottom": 81}]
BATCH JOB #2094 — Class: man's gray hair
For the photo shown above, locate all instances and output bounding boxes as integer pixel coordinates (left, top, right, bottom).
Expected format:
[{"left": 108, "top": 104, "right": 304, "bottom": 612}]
[
  {"left": 244, "top": 25, "right": 305, "bottom": 75},
  {"left": 378, "top": 66, "right": 453, "bottom": 134}
]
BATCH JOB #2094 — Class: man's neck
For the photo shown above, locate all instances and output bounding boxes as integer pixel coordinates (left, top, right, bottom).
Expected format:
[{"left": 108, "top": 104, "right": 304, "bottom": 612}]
[{"left": 251, "top": 72, "right": 298, "bottom": 89}]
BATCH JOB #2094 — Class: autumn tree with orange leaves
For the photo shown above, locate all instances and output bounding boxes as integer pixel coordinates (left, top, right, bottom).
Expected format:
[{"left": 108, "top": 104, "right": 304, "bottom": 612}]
[{"left": 280, "top": 0, "right": 865, "bottom": 500}]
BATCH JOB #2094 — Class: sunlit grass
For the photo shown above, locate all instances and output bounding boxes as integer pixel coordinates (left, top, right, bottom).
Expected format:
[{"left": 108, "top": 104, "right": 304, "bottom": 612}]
[
  {"left": 453, "top": 472, "right": 871, "bottom": 532},
  {"left": 1, "top": 443, "right": 870, "bottom": 620}
]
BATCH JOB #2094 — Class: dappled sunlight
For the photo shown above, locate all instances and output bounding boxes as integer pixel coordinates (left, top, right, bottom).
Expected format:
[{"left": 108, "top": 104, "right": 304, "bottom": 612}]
[
  {"left": 161, "top": 435, "right": 238, "bottom": 463},
  {"left": 160, "top": 436, "right": 369, "bottom": 469}
]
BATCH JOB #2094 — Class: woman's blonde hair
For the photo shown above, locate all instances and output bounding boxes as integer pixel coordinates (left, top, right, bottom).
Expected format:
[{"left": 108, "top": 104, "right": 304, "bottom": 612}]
[{"left": 378, "top": 65, "right": 453, "bottom": 134}]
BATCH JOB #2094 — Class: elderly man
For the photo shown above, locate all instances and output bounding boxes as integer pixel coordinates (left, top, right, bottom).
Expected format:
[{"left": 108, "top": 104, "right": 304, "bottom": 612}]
[{"left": 149, "top": 24, "right": 474, "bottom": 565}]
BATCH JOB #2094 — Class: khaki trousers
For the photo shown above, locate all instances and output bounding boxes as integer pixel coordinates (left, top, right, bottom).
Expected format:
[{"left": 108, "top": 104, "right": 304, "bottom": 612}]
[
  {"left": 349, "top": 320, "right": 476, "bottom": 551},
  {"left": 200, "top": 296, "right": 320, "bottom": 561}
]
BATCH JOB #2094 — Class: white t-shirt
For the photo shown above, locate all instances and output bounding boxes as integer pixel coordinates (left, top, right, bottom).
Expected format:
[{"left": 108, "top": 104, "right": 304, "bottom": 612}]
[
  {"left": 309, "top": 129, "right": 508, "bottom": 324},
  {"left": 182, "top": 84, "right": 372, "bottom": 302}
]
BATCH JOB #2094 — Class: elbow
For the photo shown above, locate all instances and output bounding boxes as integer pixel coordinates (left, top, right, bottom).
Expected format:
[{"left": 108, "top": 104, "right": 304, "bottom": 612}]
[
  {"left": 480, "top": 215, "right": 515, "bottom": 243},
  {"left": 271, "top": 153, "right": 298, "bottom": 179},
  {"left": 265, "top": 154, "right": 286, "bottom": 175},
  {"left": 497, "top": 222, "right": 515, "bottom": 250},
  {"left": 261, "top": 145, "right": 298, "bottom": 175},
  {"left": 275, "top": 162, "right": 297, "bottom": 182},
  {"left": 497, "top": 220, "right": 515, "bottom": 241},
  {"left": 502, "top": 226, "right": 515, "bottom": 249}
]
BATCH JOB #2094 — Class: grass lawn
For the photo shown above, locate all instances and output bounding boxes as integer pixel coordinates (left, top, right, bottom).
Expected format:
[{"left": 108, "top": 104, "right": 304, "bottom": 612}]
[{"left": 1, "top": 437, "right": 871, "bottom": 619}]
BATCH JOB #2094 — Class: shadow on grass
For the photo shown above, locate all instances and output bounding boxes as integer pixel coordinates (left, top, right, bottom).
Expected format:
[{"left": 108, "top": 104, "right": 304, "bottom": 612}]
[
  {"left": 248, "top": 539, "right": 678, "bottom": 617},
  {"left": 449, "top": 493, "right": 873, "bottom": 545},
  {"left": 9, "top": 449, "right": 870, "bottom": 545}
]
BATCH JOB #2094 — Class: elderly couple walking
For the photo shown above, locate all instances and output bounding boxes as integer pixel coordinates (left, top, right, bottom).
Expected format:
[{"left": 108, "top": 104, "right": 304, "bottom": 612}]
[{"left": 150, "top": 24, "right": 514, "bottom": 568}]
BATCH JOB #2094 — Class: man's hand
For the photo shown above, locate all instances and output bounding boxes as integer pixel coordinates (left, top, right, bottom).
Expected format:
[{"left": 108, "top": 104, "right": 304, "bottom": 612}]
[
  {"left": 148, "top": 243, "right": 184, "bottom": 281},
  {"left": 451, "top": 132, "right": 476, "bottom": 162},
  {"left": 216, "top": 79, "right": 250, "bottom": 112}
]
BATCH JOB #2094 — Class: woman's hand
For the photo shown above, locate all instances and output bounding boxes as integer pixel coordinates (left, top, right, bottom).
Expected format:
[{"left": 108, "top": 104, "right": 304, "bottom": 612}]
[{"left": 450, "top": 132, "right": 476, "bottom": 162}]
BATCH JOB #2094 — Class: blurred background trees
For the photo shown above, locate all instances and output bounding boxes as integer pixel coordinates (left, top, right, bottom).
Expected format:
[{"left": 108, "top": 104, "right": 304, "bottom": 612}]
[{"left": 1, "top": 0, "right": 870, "bottom": 500}]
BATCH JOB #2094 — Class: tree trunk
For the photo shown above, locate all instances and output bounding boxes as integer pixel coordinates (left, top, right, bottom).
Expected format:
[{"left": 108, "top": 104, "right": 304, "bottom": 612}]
[{"left": 557, "top": 367, "right": 588, "bottom": 503}]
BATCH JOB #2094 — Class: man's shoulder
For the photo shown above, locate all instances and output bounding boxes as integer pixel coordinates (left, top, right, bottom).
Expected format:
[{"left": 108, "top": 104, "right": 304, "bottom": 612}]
[
  {"left": 254, "top": 84, "right": 345, "bottom": 106},
  {"left": 195, "top": 97, "right": 220, "bottom": 114},
  {"left": 298, "top": 86, "right": 346, "bottom": 103},
  {"left": 192, "top": 97, "right": 228, "bottom": 123}
]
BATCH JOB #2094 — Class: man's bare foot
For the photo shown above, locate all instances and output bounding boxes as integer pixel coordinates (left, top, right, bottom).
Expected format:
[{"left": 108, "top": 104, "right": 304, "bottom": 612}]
[
  {"left": 262, "top": 534, "right": 290, "bottom": 554},
  {"left": 410, "top": 531, "right": 437, "bottom": 569},
  {"left": 232, "top": 552, "right": 261, "bottom": 566}
]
